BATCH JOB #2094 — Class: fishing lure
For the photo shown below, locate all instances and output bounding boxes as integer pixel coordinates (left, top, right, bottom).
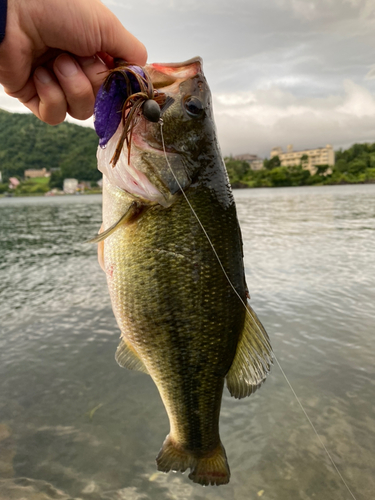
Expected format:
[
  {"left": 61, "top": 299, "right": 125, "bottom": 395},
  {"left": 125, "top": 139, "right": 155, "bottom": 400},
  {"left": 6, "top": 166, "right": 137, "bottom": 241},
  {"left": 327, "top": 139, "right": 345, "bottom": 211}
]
[{"left": 94, "top": 61, "right": 169, "bottom": 166}]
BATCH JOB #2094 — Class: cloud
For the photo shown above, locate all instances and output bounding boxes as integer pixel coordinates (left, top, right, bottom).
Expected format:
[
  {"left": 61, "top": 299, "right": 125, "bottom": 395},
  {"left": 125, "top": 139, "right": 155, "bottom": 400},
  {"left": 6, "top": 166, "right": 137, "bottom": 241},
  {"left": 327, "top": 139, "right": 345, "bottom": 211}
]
[
  {"left": 276, "top": 0, "right": 328, "bottom": 21},
  {"left": 276, "top": 0, "right": 375, "bottom": 23},
  {"left": 365, "top": 66, "right": 375, "bottom": 80},
  {"left": 213, "top": 79, "right": 375, "bottom": 157},
  {"left": 0, "top": 87, "right": 94, "bottom": 129},
  {"left": 337, "top": 80, "right": 375, "bottom": 116},
  {"left": 2, "top": 77, "right": 375, "bottom": 161},
  {"left": 1, "top": 0, "right": 375, "bottom": 163},
  {"left": 65, "top": 115, "right": 94, "bottom": 129},
  {"left": 344, "top": 0, "right": 375, "bottom": 18},
  {"left": 0, "top": 87, "right": 29, "bottom": 114},
  {"left": 102, "top": 0, "right": 133, "bottom": 8}
]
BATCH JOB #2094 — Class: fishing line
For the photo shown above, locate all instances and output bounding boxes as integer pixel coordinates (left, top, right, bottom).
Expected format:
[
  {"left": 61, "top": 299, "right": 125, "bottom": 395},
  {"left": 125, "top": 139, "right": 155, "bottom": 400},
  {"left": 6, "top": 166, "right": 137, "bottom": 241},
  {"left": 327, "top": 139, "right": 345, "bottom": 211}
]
[
  {"left": 158, "top": 120, "right": 247, "bottom": 308},
  {"left": 275, "top": 359, "right": 357, "bottom": 500},
  {"left": 158, "top": 119, "right": 358, "bottom": 500}
]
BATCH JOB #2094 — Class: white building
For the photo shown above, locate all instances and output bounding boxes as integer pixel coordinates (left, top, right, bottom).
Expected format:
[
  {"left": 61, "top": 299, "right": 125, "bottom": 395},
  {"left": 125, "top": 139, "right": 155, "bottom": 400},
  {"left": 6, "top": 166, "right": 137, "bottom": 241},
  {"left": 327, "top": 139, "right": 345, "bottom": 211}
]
[
  {"left": 63, "top": 178, "right": 78, "bottom": 194},
  {"left": 270, "top": 144, "right": 334, "bottom": 174},
  {"left": 233, "top": 154, "right": 264, "bottom": 171}
]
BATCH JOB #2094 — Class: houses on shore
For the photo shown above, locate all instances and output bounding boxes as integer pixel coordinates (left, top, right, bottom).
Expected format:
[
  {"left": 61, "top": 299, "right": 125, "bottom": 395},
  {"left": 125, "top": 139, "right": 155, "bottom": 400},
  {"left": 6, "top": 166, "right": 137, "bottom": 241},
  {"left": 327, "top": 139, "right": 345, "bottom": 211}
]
[
  {"left": 24, "top": 168, "right": 50, "bottom": 179},
  {"left": 232, "top": 154, "right": 264, "bottom": 170},
  {"left": 231, "top": 143, "right": 335, "bottom": 174},
  {"left": 1, "top": 141, "right": 336, "bottom": 195},
  {"left": 1, "top": 171, "right": 101, "bottom": 195},
  {"left": 270, "top": 144, "right": 334, "bottom": 174}
]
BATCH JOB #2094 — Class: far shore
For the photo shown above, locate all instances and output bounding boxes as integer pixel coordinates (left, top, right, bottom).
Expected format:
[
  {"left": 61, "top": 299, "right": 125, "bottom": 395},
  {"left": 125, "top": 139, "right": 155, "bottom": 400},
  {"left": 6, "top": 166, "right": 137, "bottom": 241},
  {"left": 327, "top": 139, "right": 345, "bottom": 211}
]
[{"left": 2, "top": 180, "right": 375, "bottom": 200}]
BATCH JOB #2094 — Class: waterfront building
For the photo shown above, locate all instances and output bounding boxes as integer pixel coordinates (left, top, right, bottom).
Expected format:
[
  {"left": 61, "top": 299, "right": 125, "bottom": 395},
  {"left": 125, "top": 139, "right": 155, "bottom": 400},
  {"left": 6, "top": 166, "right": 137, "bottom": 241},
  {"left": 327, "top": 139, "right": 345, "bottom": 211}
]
[
  {"left": 270, "top": 144, "right": 334, "bottom": 174},
  {"left": 8, "top": 177, "right": 20, "bottom": 189},
  {"left": 233, "top": 154, "right": 264, "bottom": 170},
  {"left": 24, "top": 168, "right": 50, "bottom": 179},
  {"left": 63, "top": 178, "right": 78, "bottom": 194}
]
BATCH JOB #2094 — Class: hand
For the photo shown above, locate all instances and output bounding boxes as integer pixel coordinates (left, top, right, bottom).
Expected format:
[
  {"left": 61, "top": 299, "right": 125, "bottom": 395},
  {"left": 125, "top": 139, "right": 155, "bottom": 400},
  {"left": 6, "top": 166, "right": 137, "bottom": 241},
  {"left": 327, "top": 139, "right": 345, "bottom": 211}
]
[{"left": 0, "top": 0, "right": 147, "bottom": 125}]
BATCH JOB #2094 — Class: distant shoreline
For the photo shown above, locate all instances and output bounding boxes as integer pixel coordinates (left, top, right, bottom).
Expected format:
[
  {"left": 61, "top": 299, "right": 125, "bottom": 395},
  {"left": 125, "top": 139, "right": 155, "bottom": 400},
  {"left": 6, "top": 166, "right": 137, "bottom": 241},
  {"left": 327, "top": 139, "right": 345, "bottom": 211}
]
[
  {"left": 2, "top": 179, "right": 375, "bottom": 199},
  {"left": 0, "top": 191, "right": 102, "bottom": 198},
  {"left": 230, "top": 179, "right": 375, "bottom": 189}
]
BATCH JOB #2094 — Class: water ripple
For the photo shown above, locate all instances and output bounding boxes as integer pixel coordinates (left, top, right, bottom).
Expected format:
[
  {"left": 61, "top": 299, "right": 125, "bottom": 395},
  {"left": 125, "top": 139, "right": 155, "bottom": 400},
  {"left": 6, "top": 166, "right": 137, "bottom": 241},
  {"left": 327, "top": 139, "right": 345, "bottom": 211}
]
[{"left": 1, "top": 186, "right": 374, "bottom": 500}]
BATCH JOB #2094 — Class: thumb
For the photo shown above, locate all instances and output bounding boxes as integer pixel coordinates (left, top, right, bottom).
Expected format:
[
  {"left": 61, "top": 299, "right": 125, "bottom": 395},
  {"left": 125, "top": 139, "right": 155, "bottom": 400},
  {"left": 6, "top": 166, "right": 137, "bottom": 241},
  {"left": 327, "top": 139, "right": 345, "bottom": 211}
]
[
  {"left": 0, "top": 0, "right": 148, "bottom": 99},
  {"left": 97, "top": 9, "right": 147, "bottom": 66}
]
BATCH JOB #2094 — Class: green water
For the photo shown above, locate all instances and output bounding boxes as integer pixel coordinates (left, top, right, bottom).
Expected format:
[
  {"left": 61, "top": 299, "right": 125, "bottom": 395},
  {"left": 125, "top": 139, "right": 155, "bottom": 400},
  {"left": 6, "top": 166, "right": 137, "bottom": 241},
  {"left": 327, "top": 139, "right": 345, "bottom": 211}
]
[{"left": 0, "top": 185, "right": 374, "bottom": 499}]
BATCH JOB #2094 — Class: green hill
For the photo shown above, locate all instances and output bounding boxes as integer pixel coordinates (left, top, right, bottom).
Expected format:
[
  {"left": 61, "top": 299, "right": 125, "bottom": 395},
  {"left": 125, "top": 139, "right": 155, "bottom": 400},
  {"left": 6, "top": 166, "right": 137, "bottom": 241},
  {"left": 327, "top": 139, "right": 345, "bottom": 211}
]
[
  {"left": 2, "top": 109, "right": 375, "bottom": 191},
  {"left": 0, "top": 109, "right": 100, "bottom": 184}
]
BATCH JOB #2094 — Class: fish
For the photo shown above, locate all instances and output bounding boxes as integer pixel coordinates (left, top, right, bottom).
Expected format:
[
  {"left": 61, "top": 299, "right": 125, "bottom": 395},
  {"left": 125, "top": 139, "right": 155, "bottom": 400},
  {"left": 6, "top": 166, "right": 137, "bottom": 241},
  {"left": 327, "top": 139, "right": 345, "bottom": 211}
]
[{"left": 93, "top": 57, "right": 272, "bottom": 486}]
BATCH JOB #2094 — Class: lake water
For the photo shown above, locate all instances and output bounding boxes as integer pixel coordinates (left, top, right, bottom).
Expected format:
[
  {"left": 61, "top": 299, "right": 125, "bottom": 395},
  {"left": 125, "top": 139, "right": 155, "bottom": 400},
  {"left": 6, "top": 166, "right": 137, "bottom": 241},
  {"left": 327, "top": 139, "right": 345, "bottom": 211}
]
[{"left": 0, "top": 185, "right": 374, "bottom": 500}]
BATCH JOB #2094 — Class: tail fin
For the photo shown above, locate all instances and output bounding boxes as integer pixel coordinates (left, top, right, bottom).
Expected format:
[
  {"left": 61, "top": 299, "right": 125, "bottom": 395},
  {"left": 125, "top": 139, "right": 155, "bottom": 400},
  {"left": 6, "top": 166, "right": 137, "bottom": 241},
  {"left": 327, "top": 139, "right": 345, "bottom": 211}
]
[
  {"left": 188, "top": 442, "right": 230, "bottom": 486},
  {"left": 156, "top": 435, "right": 230, "bottom": 486}
]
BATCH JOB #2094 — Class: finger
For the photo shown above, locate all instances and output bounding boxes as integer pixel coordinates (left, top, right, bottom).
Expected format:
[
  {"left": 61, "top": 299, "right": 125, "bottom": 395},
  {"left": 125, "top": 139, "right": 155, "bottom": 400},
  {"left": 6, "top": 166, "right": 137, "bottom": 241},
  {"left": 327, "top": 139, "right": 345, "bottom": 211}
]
[
  {"left": 76, "top": 55, "right": 109, "bottom": 98},
  {"left": 0, "top": 29, "right": 33, "bottom": 94},
  {"left": 28, "top": 67, "right": 67, "bottom": 125},
  {"left": 97, "top": 52, "right": 114, "bottom": 69},
  {"left": 4, "top": 78, "right": 37, "bottom": 104},
  {"left": 53, "top": 53, "right": 96, "bottom": 120},
  {"left": 5, "top": 77, "right": 46, "bottom": 120},
  {"left": 97, "top": 7, "right": 147, "bottom": 65}
]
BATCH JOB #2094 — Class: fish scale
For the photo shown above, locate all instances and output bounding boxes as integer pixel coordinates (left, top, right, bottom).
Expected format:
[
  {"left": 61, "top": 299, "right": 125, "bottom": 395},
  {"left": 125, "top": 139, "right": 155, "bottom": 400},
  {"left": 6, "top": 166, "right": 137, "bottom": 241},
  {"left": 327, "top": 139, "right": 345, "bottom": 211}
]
[{"left": 104, "top": 178, "right": 245, "bottom": 450}]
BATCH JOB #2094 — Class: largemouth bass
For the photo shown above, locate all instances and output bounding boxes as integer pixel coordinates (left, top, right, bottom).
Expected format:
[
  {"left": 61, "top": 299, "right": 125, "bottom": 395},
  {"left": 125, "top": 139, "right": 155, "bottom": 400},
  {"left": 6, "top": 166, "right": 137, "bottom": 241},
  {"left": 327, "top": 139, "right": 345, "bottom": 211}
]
[{"left": 93, "top": 57, "right": 272, "bottom": 486}]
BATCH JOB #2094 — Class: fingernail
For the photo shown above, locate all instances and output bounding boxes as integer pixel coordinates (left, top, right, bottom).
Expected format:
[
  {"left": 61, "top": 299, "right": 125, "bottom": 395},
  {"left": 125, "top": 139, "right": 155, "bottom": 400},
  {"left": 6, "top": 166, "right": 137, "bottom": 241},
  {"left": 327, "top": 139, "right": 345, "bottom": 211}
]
[
  {"left": 35, "top": 67, "right": 52, "bottom": 84},
  {"left": 55, "top": 55, "right": 79, "bottom": 78},
  {"left": 77, "top": 56, "right": 97, "bottom": 67}
]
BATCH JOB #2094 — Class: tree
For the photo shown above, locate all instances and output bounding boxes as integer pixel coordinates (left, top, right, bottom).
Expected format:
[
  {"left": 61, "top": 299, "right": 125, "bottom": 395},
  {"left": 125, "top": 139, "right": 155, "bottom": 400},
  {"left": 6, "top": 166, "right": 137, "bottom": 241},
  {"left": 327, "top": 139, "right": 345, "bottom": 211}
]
[
  {"left": 0, "top": 109, "right": 99, "bottom": 182},
  {"left": 347, "top": 159, "right": 367, "bottom": 175},
  {"left": 334, "top": 159, "right": 348, "bottom": 173},
  {"left": 224, "top": 159, "right": 249, "bottom": 184},
  {"left": 315, "top": 164, "right": 329, "bottom": 175},
  {"left": 263, "top": 155, "right": 281, "bottom": 170},
  {"left": 300, "top": 154, "right": 309, "bottom": 169},
  {"left": 269, "top": 166, "right": 290, "bottom": 186},
  {"left": 49, "top": 169, "right": 63, "bottom": 189}
]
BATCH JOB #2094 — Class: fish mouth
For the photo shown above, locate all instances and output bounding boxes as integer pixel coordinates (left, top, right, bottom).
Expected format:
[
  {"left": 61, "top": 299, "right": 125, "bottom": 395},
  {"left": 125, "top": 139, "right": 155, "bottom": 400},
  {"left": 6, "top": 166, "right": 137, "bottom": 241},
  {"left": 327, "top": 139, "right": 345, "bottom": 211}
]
[
  {"left": 97, "top": 125, "right": 171, "bottom": 207},
  {"left": 97, "top": 58, "right": 204, "bottom": 205},
  {"left": 147, "top": 57, "right": 203, "bottom": 91}
]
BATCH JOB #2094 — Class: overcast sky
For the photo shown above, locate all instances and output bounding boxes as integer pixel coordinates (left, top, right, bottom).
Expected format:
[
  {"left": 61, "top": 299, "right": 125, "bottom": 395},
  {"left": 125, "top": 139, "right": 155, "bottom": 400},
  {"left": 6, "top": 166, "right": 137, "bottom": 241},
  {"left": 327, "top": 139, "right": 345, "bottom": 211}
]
[{"left": 1, "top": 0, "right": 375, "bottom": 157}]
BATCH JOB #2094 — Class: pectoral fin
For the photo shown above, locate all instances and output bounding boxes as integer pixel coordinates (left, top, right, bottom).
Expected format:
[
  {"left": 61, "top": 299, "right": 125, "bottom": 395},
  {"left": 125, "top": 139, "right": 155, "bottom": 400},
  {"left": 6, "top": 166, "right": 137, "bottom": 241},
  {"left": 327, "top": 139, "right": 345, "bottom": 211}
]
[
  {"left": 97, "top": 224, "right": 105, "bottom": 272},
  {"left": 87, "top": 201, "right": 146, "bottom": 244},
  {"left": 226, "top": 303, "right": 273, "bottom": 399},
  {"left": 115, "top": 338, "right": 149, "bottom": 374}
]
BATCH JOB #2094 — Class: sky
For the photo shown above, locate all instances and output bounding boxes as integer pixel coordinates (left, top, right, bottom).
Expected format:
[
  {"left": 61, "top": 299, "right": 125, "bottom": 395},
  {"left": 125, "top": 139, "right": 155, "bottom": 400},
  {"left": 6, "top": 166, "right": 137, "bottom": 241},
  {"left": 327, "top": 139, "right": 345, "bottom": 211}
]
[{"left": 1, "top": 0, "right": 375, "bottom": 158}]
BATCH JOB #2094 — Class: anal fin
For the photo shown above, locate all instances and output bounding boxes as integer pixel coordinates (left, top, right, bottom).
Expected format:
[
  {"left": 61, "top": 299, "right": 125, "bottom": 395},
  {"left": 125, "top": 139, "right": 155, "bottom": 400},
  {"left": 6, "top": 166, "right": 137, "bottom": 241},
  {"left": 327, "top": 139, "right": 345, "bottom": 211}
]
[
  {"left": 115, "top": 338, "right": 149, "bottom": 374},
  {"left": 226, "top": 303, "right": 273, "bottom": 399}
]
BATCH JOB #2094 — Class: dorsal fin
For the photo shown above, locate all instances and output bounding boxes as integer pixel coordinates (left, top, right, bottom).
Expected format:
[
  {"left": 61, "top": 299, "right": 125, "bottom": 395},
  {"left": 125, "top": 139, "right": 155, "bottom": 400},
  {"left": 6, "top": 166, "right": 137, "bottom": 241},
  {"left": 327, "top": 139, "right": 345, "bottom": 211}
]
[{"left": 226, "top": 303, "right": 273, "bottom": 399}]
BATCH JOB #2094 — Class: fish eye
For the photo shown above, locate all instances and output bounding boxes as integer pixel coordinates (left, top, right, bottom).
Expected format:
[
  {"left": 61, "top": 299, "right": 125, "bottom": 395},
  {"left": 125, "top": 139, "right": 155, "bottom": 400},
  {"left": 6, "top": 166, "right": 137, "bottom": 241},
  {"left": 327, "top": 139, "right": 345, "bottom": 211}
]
[{"left": 184, "top": 96, "right": 204, "bottom": 118}]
